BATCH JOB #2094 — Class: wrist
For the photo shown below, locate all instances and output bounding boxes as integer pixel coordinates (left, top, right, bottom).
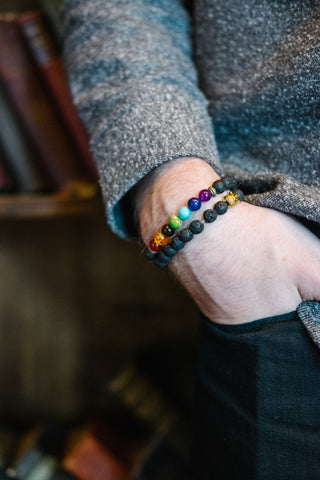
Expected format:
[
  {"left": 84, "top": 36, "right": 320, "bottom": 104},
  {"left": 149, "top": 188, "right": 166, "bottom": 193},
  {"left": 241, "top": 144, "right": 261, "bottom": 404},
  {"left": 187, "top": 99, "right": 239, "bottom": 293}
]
[{"left": 135, "top": 157, "right": 221, "bottom": 244}]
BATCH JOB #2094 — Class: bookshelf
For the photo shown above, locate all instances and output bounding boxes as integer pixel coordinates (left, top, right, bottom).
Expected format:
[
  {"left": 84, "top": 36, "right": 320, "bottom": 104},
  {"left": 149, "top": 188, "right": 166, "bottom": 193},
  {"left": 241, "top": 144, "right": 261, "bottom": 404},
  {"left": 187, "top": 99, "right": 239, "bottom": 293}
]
[
  {"left": 0, "top": 1, "right": 198, "bottom": 477},
  {"left": 1, "top": 0, "right": 38, "bottom": 12},
  {"left": 0, "top": 0, "right": 99, "bottom": 203},
  {"left": 0, "top": 192, "right": 104, "bottom": 219},
  {"left": 0, "top": 0, "right": 198, "bottom": 431}
]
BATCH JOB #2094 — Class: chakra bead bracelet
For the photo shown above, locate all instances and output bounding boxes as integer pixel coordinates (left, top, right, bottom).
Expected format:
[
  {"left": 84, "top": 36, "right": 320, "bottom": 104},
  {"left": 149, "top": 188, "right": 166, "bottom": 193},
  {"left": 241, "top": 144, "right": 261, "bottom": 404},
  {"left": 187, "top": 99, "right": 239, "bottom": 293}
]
[
  {"left": 148, "top": 188, "right": 244, "bottom": 268},
  {"left": 147, "top": 176, "right": 237, "bottom": 254}
]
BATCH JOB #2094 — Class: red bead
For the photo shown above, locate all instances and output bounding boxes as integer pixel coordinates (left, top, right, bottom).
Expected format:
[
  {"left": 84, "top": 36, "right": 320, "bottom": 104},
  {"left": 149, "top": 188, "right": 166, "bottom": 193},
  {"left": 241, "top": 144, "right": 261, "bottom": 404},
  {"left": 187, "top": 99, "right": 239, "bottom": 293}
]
[{"left": 149, "top": 240, "right": 162, "bottom": 252}]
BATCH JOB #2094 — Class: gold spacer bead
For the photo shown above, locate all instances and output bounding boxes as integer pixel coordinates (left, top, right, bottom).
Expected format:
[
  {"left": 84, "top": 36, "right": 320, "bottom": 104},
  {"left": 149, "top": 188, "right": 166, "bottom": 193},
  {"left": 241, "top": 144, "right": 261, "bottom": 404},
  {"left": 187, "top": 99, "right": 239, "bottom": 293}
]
[
  {"left": 223, "top": 191, "right": 240, "bottom": 207},
  {"left": 208, "top": 186, "right": 217, "bottom": 197}
]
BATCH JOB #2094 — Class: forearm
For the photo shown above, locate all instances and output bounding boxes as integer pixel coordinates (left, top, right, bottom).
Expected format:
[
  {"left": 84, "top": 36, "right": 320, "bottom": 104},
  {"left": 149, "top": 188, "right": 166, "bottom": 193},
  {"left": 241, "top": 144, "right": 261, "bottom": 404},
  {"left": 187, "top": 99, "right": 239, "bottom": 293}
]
[{"left": 62, "top": 0, "right": 222, "bottom": 239}]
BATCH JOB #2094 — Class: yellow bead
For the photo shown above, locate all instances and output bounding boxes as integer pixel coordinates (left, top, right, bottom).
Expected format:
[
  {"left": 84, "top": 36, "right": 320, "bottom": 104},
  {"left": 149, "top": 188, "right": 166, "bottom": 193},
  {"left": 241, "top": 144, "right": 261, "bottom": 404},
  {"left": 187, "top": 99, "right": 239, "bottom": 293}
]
[
  {"left": 223, "top": 192, "right": 240, "bottom": 207},
  {"left": 154, "top": 231, "right": 171, "bottom": 246}
]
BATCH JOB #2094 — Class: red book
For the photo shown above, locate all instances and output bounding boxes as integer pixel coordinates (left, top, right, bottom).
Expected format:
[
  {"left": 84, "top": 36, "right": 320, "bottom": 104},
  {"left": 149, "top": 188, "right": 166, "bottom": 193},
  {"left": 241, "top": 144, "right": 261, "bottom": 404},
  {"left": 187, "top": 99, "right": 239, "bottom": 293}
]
[
  {"left": 0, "top": 15, "right": 97, "bottom": 198},
  {"left": 64, "top": 432, "right": 133, "bottom": 480},
  {"left": 18, "top": 11, "right": 98, "bottom": 182}
]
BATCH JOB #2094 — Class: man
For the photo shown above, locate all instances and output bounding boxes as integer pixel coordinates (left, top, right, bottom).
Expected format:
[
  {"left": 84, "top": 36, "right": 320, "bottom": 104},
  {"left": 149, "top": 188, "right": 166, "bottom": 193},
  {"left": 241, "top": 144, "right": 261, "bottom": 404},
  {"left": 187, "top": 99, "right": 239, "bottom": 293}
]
[{"left": 63, "top": 1, "right": 320, "bottom": 477}]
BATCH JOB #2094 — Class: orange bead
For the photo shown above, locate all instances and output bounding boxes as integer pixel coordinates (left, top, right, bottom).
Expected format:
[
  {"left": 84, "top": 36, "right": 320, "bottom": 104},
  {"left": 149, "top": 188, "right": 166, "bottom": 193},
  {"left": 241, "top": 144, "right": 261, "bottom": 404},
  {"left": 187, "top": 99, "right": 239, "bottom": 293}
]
[{"left": 154, "top": 231, "right": 171, "bottom": 246}]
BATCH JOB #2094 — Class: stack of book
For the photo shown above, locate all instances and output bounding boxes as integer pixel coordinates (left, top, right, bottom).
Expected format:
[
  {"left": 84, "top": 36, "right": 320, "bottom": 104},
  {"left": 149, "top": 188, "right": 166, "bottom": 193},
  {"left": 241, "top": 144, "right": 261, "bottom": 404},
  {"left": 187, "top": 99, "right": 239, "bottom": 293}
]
[{"left": 0, "top": 10, "right": 98, "bottom": 200}]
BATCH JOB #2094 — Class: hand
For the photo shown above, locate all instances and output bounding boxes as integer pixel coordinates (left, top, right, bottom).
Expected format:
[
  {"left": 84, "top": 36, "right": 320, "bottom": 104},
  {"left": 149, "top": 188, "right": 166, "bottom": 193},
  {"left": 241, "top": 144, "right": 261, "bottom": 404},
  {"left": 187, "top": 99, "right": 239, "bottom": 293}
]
[{"left": 136, "top": 158, "right": 320, "bottom": 324}]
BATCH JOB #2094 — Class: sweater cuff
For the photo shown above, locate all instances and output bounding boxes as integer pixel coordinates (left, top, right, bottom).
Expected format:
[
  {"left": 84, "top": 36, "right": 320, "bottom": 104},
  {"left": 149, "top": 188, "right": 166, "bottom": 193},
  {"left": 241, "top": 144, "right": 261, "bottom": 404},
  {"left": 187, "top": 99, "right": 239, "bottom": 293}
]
[{"left": 90, "top": 97, "right": 222, "bottom": 239}]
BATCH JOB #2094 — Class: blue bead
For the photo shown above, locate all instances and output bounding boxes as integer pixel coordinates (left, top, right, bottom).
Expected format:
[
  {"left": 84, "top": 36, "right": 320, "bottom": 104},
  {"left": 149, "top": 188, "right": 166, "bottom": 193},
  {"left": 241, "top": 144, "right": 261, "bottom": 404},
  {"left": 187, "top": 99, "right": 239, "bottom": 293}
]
[
  {"left": 178, "top": 206, "right": 192, "bottom": 220},
  {"left": 188, "top": 197, "right": 201, "bottom": 211}
]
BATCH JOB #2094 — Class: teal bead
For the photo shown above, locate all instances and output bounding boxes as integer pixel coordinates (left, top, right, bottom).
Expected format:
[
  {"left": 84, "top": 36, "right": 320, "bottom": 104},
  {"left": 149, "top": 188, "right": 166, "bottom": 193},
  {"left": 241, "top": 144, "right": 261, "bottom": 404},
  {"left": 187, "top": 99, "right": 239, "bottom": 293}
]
[
  {"left": 169, "top": 215, "right": 183, "bottom": 229},
  {"left": 178, "top": 206, "right": 192, "bottom": 220}
]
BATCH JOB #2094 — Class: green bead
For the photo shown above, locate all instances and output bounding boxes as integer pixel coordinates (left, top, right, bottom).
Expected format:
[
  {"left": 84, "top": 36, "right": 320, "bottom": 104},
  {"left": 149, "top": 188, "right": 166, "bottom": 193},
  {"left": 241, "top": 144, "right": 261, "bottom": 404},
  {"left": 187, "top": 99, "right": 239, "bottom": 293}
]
[{"left": 169, "top": 215, "right": 183, "bottom": 229}]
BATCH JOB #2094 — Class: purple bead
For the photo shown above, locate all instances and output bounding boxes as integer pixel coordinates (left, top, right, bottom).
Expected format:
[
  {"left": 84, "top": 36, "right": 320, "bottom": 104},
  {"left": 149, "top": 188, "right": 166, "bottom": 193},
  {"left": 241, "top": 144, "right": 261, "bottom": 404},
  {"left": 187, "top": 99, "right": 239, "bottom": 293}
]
[
  {"left": 199, "top": 189, "right": 212, "bottom": 202},
  {"left": 188, "top": 197, "right": 201, "bottom": 211}
]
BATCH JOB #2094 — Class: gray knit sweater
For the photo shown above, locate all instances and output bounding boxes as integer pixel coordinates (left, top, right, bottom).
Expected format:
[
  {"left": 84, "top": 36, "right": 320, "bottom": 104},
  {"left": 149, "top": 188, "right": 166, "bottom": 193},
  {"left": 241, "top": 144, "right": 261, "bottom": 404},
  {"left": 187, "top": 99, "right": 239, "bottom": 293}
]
[
  {"left": 62, "top": 0, "right": 320, "bottom": 241},
  {"left": 62, "top": 0, "right": 320, "bottom": 341}
]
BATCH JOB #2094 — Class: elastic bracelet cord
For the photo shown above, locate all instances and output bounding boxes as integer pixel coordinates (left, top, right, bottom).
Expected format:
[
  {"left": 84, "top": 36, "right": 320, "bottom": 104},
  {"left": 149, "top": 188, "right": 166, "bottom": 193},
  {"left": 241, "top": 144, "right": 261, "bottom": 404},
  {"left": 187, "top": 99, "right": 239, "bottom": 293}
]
[
  {"left": 147, "top": 176, "right": 237, "bottom": 254},
  {"left": 148, "top": 188, "right": 244, "bottom": 268}
]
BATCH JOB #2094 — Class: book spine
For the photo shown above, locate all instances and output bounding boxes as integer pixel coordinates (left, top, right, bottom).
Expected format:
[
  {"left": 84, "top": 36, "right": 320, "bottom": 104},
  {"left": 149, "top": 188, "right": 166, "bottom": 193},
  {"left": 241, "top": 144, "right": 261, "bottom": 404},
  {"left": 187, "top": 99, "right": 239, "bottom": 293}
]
[
  {"left": 18, "top": 11, "right": 98, "bottom": 182},
  {"left": 63, "top": 433, "right": 133, "bottom": 480},
  {"left": 0, "top": 15, "right": 96, "bottom": 197},
  {"left": 0, "top": 80, "right": 51, "bottom": 193},
  {"left": 0, "top": 149, "right": 16, "bottom": 193}
]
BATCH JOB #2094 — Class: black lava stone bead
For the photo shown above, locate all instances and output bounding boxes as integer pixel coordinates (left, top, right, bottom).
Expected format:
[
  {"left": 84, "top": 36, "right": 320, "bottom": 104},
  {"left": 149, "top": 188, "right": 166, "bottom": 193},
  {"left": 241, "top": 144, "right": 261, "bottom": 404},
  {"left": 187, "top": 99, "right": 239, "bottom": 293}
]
[
  {"left": 222, "top": 176, "right": 237, "bottom": 190},
  {"left": 158, "top": 251, "right": 171, "bottom": 263},
  {"left": 212, "top": 179, "right": 225, "bottom": 194},
  {"left": 203, "top": 209, "right": 218, "bottom": 223},
  {"left": 214, "top": 201, "right": 228, "bottom": 215},
  {"left": 179, "top": 228, "right": 194, "bottom": 243},
  {"left": 154, "top": 258, "right": 169, "bottom": 268},
  {"left": 170, "top": 236, "right": 185, "bottom": 250},
  {"left": 189, "top": 220, "right": 204, "bottom": 234},
  {"left": 234, "top": 188, "right": 245, "bottom": 201},
  {"left": 163, "top": 244, "right": 178, "bottom": 257},
  {"left": 145, "top": 249, "right": 157, "bottom": 261}
]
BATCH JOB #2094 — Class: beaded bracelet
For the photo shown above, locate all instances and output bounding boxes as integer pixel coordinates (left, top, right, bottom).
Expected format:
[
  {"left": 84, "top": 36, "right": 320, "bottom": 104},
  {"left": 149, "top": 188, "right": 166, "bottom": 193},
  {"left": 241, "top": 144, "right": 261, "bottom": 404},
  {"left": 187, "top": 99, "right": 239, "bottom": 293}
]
[
  {"left": 147, "top": 188, "right": 244, "bottom": 268},
  {"left": 147, "top": 176, "right": 237, "bottom": 253}
]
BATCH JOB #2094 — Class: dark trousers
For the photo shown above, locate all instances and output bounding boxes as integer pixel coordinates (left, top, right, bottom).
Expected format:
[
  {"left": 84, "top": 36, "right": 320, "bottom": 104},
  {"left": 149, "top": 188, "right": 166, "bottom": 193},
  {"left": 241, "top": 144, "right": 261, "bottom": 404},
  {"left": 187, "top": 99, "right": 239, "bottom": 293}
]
[{"left": 192, "top": 302, "right": 320, "bottom": 480}]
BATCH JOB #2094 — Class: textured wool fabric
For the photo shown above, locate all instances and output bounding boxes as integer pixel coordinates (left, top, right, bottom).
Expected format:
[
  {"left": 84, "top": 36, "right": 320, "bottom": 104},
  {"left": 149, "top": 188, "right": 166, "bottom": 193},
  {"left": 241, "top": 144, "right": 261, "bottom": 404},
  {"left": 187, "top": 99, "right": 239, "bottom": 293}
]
[
  {"left": 192, "top": 303, "right": 320, "bottom": 479},
  {"left": 297, "top": 301, "right": 320, "bottom": 349},
  {"left": 62, "top": 0, "right": 320, "bottom": 239}
]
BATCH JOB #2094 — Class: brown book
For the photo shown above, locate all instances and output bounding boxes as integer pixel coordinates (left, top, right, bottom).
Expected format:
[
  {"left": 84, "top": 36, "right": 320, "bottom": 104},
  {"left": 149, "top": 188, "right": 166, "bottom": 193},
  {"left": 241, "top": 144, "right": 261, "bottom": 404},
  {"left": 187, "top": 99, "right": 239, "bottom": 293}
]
[
  {"left": 64, "top": 432, "right": 133, "bottom": 480},
  {"left": 18, "top": 11, "right": 98, "bottom": 183},
  {"left": 0, "top": 15, "right": 97, "bottom": 198}
]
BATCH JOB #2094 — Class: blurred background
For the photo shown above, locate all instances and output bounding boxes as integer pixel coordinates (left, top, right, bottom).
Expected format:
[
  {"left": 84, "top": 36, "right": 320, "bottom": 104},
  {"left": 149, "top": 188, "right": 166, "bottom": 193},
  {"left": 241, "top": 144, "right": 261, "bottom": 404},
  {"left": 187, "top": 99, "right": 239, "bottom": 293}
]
[{"left": 0, "top": 1, "right": 199, "bottom": 478}]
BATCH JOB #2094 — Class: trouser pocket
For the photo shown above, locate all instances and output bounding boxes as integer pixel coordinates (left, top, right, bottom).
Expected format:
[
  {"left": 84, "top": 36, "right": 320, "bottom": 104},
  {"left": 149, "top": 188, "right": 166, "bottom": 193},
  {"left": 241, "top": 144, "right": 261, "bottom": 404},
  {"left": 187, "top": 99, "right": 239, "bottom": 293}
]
[{"left": 192, "top": 303, "right": 320, "bottom": 480}]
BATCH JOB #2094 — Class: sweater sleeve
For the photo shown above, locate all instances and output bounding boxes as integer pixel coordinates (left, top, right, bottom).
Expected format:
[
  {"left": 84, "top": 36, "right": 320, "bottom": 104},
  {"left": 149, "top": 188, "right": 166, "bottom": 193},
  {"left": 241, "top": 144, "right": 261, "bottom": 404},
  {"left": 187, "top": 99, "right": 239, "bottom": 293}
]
[{"left": 62, "top": 0, "right": 222, "bottom": 239}]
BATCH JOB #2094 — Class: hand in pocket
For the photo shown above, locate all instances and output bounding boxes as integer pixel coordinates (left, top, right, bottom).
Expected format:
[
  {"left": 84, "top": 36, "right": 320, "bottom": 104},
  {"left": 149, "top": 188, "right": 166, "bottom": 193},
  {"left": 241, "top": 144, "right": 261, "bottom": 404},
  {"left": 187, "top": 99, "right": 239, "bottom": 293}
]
[{"left": 170, "top": 201, "right": 320, "bottom": 324}]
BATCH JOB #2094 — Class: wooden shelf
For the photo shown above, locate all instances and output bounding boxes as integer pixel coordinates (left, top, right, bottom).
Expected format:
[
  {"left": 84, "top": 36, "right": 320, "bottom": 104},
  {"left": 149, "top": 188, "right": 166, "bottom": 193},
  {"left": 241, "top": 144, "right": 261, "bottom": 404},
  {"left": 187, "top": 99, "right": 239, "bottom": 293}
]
[{"left": 0, "top": 192, "right": 104, "bottom": 219}]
